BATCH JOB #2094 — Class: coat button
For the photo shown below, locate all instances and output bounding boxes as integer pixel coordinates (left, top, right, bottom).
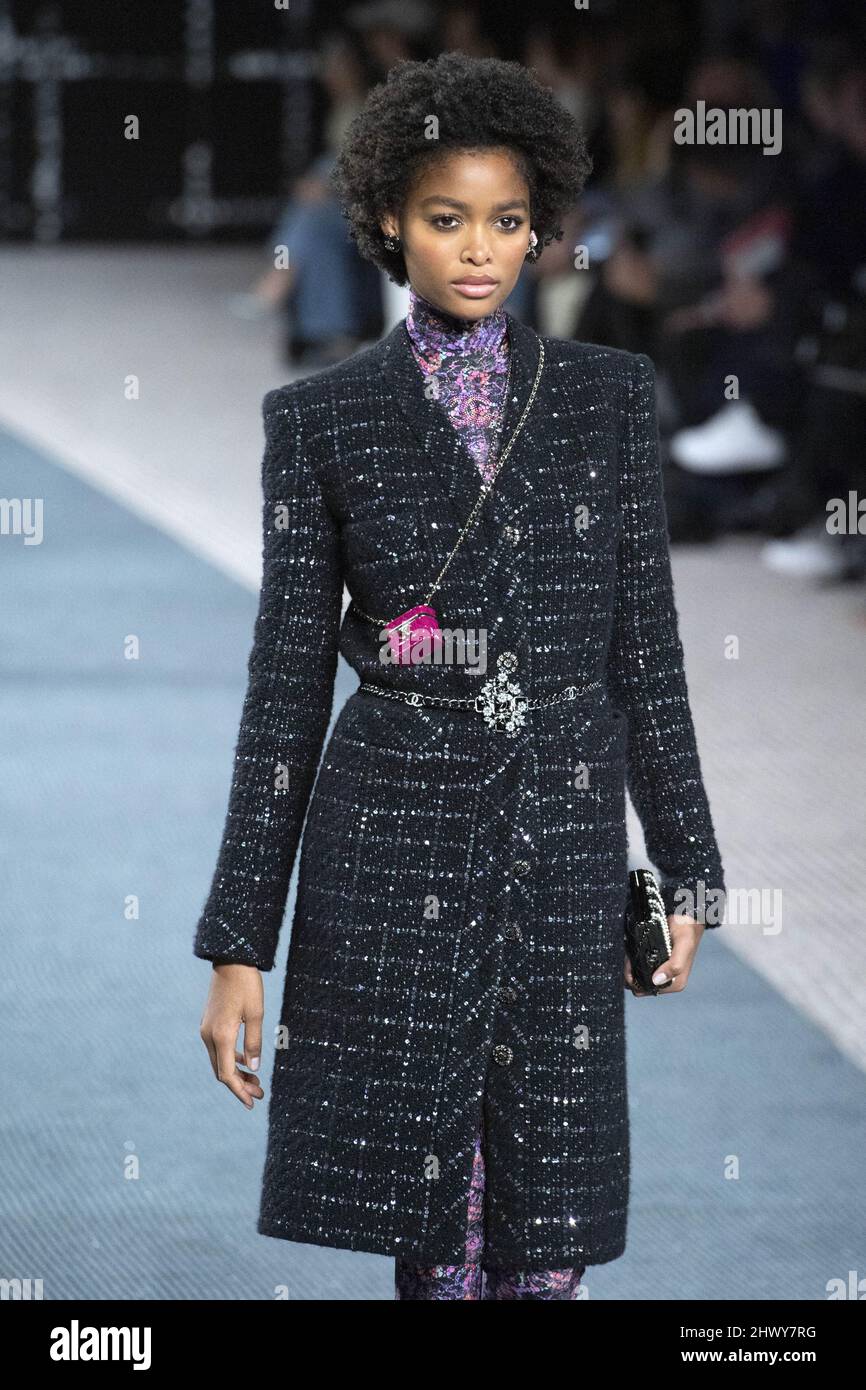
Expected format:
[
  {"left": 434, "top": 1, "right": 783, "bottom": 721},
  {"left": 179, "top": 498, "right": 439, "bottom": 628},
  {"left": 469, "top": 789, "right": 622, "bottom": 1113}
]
[
  {"left": 503, "top": 523, "right": 521, "bottom": 546},
  {"left": 503, "top": 924, "right": 523, "bottom": 942},
  {"left": 492, "top": 1044, "right": 514, "bottom": 1066},
  {"left": 498, "top": 985, "right": 518, "bottom": 1004},
  {"left": 512, "top": 859, "right": 531, "bottom": 876}
]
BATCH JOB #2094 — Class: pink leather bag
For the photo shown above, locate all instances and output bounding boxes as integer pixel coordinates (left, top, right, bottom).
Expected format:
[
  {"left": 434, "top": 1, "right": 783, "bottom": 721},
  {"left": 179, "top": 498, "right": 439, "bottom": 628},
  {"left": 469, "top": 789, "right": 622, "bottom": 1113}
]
[{"left": 385, "top": 604, "right": 444, "bottom": 665}]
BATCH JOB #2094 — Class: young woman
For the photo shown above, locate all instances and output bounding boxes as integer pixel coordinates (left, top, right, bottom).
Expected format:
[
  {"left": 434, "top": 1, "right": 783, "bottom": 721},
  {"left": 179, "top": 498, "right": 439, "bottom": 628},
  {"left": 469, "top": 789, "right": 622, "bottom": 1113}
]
[{"left": 195, "top": 52, "right": 726, "bottom": 1301}]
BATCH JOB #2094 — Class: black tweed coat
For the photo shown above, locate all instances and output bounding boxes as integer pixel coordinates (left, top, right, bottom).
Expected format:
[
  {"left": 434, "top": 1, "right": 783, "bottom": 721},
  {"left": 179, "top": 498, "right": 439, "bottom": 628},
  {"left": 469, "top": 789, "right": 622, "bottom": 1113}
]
[{"left": 193, "top": 311, "right": 726, "bottom": 1269}]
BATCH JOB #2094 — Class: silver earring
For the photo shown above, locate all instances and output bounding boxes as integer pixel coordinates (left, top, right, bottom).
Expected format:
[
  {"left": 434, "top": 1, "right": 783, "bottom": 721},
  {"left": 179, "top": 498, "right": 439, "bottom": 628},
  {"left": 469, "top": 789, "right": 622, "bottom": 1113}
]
[
  {"left": 525, "top": 230, "right": 539, "bottom": 262},
  {"left": 383, "top": 233, "right": 401, "bottom": 252}
]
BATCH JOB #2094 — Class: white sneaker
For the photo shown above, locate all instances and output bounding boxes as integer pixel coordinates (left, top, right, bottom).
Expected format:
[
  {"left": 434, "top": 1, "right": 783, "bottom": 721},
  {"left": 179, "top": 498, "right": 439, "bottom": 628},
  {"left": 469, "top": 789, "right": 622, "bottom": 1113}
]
[
  {"left": 671, "top": 400, "right": 787, "bottom": 474},
  {"left": 760, "top": 518, "right": 848, "bottom": 578}
]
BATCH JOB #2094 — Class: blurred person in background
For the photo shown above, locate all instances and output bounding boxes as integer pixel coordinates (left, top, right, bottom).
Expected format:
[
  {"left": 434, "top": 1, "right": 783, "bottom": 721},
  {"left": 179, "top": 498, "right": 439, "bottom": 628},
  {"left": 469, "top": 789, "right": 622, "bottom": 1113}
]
[
  {"left": 238, "top": 30, "right": 382, "bottom": 366},
  {"left": 345, "top": 0, "right": 439, "bottom": 79},
  {"left": 238, "top": 4, "right": 442, "bottom": 365},
  {"left": 575, "top": 49, "right": 801, "bottom": 540},
  {"left": 760, "top": 53, "right": 866, "bottom": 581},
  {"left": 440, "top": 2, "right": 500, "bottom": 60}
]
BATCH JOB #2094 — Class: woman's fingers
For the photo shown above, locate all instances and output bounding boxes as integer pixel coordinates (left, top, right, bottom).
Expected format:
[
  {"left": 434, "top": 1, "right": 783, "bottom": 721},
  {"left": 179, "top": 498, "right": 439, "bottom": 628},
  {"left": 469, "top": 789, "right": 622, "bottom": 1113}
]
[
  {"left": 213, "top": 1029, "right": 256, "bottom": 1107},
  {"left": 650, "top": 915, "right": 704, "bottom": 992},
  {"left": 234, "top": 1051, "right": 265, "bottom": 1099},
  {"left": 199, "top": 1024, "right": 261, "bottom": 1107},
  {"left": 624, "top": 913, "right": 705, "bottom": 996},
  {"left": 242, "top": 1012, "right": 263, "bottom": 1077},
  {"left": 623, "top": 954, "right": 650, "bottom": 997}
]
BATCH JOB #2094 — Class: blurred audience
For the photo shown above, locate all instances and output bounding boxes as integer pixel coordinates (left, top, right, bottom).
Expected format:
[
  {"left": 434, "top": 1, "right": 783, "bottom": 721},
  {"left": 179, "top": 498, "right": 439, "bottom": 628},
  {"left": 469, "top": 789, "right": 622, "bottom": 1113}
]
[{"left": 239, "top": 1, "right": 866, "bottom": 584}]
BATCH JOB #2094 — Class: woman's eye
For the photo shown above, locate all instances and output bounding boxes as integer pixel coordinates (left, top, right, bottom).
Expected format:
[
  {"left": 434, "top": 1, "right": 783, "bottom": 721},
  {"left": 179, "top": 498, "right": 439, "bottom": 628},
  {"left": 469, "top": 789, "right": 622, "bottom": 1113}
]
[{"left": 430, "top": 215, "right": 525, "bottom": 231}]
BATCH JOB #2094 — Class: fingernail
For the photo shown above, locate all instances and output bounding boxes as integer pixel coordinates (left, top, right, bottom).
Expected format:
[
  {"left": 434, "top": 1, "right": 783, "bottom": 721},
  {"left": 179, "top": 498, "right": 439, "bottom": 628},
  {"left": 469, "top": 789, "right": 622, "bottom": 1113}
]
[
  {"left": 250, "top": 1057, "right": 260, "bottom": 1070},
  {"left": 652, "top": 970, "right": 668, "bottom": 985}
]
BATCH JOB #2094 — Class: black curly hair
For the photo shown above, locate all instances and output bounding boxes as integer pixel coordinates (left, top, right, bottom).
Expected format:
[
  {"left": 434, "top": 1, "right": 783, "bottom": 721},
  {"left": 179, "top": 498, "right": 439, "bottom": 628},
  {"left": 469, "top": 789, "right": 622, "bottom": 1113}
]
[{"left": 331, "top": 51, "right": 592, "bottom": 287}]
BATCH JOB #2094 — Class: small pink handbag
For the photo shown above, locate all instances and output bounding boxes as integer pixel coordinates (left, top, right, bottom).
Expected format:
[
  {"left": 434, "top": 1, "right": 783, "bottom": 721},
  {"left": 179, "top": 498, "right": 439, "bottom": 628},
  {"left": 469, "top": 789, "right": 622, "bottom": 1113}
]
[{"left": 385, "top": 604, "right": 444, "bottom": 665}]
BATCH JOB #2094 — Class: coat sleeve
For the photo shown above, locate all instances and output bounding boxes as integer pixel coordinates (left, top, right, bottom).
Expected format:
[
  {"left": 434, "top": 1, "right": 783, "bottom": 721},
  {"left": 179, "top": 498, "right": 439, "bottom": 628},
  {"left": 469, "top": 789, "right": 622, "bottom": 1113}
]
[
  {"left": 193, "top": 384, "right": 343, "bottom": 970},
  {"left": 605, "top": 352, "right": 727, "bottom": 927}
]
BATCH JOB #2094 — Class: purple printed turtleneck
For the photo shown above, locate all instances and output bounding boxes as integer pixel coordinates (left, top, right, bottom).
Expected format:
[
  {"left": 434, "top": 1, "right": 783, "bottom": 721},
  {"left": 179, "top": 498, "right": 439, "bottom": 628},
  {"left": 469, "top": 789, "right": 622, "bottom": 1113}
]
[{"left": 404, "top": 285, "right": 511, "bottom": 486}]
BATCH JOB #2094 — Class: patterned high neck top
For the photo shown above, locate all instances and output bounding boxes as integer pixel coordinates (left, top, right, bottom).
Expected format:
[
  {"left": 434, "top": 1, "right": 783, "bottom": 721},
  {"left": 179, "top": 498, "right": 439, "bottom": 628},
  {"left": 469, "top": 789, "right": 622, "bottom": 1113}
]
[{"left": 404, "top": 285, "right": 511, "bottom": 485}]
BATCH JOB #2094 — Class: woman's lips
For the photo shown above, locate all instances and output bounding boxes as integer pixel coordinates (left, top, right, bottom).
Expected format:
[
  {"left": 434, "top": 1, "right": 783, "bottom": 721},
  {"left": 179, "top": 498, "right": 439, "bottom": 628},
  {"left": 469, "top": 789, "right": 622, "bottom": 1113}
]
[{"left": 451, "top": 280, "right": 499, "bottom": 299}]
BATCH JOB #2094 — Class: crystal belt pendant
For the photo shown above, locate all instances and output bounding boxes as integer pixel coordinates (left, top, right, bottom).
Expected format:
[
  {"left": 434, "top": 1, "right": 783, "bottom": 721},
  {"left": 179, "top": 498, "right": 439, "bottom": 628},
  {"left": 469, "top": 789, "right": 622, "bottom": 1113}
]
[{"left": 475, "top": 650, "right": 528, "bottom": 736}]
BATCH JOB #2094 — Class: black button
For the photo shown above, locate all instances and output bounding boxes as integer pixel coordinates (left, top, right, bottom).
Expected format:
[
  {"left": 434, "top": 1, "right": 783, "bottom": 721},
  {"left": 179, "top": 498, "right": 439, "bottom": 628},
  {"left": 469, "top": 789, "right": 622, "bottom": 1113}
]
[
  {"left": 512, "top": 859, "right": 531, "bottom": 876},
  {"left": 498, "top": 985, "right": 518, "bottom": 1005},
  {"left": 503, "top": 924, "right": 523, "bottom": 942},
  {"left": 492, "top": 1044, "right": 513, "bottom": 1066}
]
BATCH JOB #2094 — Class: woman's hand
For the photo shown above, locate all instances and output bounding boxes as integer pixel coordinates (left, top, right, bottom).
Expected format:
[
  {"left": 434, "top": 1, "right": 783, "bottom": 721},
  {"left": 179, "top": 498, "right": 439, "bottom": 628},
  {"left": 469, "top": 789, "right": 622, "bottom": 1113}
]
[
  {"left": 624, "top": 914, "right": 705, "bottom": 997},
  {"left": 199, "top": 963, "right": 266, "bottom": 1109}
]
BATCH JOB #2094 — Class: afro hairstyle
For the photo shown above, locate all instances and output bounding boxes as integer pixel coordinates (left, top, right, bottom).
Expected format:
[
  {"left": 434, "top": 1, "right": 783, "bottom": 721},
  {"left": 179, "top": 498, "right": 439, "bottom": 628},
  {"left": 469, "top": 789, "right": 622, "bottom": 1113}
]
[{"left": 330, "top": 50, "right": 592, "bottom": 287}]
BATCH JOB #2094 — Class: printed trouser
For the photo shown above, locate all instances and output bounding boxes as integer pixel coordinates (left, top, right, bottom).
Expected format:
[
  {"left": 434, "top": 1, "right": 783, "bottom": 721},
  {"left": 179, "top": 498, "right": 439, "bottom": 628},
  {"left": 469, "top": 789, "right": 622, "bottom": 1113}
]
[{"left": 394, "top": 1112, "right": 586, "bottom": 1300}]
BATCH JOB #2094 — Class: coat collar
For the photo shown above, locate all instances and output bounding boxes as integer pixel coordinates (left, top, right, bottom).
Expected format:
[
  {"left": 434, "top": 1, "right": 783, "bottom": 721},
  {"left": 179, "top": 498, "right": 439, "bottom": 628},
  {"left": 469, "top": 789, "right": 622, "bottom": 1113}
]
[{"left": 375, "top": 309, "right": 544, "bottom": 533}]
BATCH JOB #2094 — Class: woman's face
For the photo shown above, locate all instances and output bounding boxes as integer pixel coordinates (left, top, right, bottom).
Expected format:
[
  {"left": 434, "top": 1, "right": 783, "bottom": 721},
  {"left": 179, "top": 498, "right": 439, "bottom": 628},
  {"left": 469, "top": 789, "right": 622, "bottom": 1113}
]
[{"left": 382, "top": 148, "right": 532, "bottom": 320}]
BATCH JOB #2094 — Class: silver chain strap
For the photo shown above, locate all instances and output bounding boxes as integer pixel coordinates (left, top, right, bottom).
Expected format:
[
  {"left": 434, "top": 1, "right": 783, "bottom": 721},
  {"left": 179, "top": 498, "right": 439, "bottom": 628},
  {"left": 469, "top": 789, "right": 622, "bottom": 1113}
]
[{"left": 353, "top": 338, "right": 545, "bottom": 629}]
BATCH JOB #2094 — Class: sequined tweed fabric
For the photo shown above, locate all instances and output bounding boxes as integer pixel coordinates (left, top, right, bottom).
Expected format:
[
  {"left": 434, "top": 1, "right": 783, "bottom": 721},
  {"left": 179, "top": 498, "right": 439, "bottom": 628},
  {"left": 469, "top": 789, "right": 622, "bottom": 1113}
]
[
  {"left": 193, "top": 307, "right": 727, "bottom": 1271},
  {"left": 394, "top": 1112, "right": 586, "bottom": 1299}
]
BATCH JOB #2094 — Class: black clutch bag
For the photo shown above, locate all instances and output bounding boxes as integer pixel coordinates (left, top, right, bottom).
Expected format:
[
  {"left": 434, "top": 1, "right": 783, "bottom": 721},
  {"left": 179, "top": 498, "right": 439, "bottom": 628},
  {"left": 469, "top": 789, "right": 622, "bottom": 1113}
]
[{"left": 623, "top": 869, "right": 673, "bottom": 995}]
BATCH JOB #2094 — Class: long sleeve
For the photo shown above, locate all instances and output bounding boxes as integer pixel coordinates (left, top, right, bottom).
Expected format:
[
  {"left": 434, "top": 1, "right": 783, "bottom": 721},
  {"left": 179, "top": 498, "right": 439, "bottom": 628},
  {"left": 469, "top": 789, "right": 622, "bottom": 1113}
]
[
  {"left": 605, "top": 352, "right": 726, "bottom": 928},
  {"left": 193, "top": 385, "right": 343, "bottom": 970}
]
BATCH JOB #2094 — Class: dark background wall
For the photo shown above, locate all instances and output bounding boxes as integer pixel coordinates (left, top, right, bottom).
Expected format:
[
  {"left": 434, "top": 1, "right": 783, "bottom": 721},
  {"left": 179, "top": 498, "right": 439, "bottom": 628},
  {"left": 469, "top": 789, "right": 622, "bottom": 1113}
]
[
  {"left": 1, "top": 0, "right": 320, "bottom": 240},
  {"left": 0, "top": 0, "right": 706, "bottom": 242},
  {"left": 2, "top": 0, "right": 863, "bottom": 244}
]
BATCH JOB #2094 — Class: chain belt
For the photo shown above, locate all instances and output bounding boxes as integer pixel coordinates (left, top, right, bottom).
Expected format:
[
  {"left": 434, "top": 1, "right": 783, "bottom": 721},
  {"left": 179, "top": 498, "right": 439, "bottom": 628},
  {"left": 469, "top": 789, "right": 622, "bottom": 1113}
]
[{"left": 357, "top": 651, "right": 604, "bottom": 737}]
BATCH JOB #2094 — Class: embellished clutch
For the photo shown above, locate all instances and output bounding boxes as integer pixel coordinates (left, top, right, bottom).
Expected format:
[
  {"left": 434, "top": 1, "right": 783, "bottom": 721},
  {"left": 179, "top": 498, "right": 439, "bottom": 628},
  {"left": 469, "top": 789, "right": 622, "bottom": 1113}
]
[{"left": 623, "top": 868, "right": 673, "bottom": 995}]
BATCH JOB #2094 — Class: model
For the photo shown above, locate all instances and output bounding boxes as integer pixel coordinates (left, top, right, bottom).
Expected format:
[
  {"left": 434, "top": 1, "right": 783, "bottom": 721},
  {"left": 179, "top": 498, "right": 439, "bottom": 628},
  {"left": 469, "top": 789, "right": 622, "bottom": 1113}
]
[{"left": 195, "top": 51, "right": 727, "bottom": 1302}]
